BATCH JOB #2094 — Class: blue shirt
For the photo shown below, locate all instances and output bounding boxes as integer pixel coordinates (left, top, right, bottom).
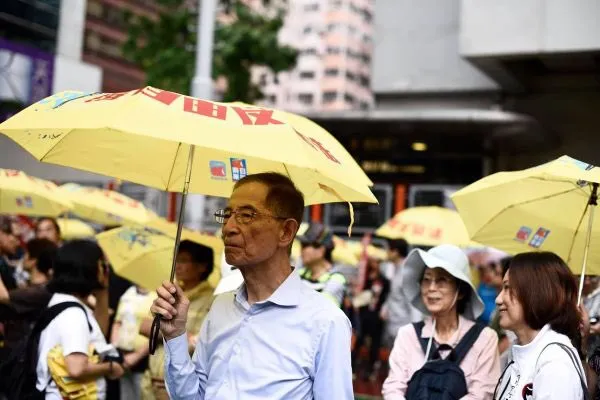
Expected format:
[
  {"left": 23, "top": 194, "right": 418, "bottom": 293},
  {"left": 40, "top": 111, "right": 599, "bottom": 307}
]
[{"left": 164, "top": 270, "right": 354, "bottom": 400}]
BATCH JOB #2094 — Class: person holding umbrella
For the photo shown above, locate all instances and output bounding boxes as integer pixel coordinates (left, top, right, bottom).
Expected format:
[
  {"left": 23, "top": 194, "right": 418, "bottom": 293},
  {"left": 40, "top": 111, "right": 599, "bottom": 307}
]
[{"left": 150, "top": 172, "right": 353, "bottom": 399}]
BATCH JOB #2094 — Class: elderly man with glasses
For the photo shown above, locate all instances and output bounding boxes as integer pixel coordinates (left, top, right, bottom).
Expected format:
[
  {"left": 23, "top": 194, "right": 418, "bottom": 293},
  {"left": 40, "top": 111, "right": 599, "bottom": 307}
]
[{"left": 151, "top": 172, "right": 353, "bottom": 400}]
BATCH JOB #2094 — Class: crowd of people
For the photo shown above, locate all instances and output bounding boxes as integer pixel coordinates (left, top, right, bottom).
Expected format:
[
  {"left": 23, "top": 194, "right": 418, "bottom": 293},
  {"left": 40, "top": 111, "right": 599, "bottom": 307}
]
[{"left": 1, "top": 172, "right": 600, "bottom": 399}]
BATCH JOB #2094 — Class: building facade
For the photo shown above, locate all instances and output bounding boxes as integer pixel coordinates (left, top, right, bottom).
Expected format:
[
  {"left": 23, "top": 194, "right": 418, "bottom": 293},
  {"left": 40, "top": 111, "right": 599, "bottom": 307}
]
[
  {"left": 256, "top": 0, "right": 374, "bottom": 112},
  {"left": 309, "top": 0, "right": 600, "bottom": 235}
]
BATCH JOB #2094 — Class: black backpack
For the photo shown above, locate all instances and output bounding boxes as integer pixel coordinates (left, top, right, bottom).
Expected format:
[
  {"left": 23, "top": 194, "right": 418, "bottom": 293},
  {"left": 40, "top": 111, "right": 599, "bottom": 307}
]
[
  {"left": 405, "top": 321, "right": 486, "bottom": 400},
  {"left": 0, "top": 301, "right": 92, "bottom": 400}
]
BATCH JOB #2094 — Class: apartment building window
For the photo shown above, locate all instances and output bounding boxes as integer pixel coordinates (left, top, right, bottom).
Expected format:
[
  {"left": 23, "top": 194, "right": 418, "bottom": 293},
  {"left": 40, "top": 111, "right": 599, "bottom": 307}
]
[
  {"left": 304, "top": 3, "right": 319, "bottom": 12},
  {"left": 325, "top": 68, "right": 339, "bottom": 77},
  {"left": 344, "top": 93, "right": 355, "bottom": 105},
  {"left": 323, "top": 91, "right": 337, "bottom": 103},
  {"left": 302, "top": 48, "right": 317, "bottom": 56},
  {"left": 361, "top": 53, "right": 371, "bottom": 64},
  {"left": 360, "top": 102, "right": 370, "bottom": 110},
  {"left": 303, "top": 26, "right": 312, "bottom": 34},
  {"left": 268, "top": 95, "right": 277, "bottom": 104},
  {"left": 327, "top": 23, "right": 342, "bottom": 32},
  {"left": 300, "top": 71, "right": 315, "bottom": 79},
  {"left": 330, "top": 0, "right": 342, "bottom": 9},
  {"left": 327, "top": 47, "right": 341, "bottom": 55},
  {"left": 298, "top": 93, "right": 314, "bottom": 105},
  {"left": 346, "top": 71, "right": 356, "bottom": 81},
  {"left": 359, "top": 74, "right": 370, "bottom": 88},
  {"left": 363, "top": 34, "right": 371, "bottom": 44}
]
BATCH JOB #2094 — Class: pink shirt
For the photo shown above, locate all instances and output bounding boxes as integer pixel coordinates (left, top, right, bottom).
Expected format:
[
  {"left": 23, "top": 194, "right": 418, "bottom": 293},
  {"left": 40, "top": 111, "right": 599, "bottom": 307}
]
[{"left": 382, "top": 315, "right": 500, "bottom": 400}]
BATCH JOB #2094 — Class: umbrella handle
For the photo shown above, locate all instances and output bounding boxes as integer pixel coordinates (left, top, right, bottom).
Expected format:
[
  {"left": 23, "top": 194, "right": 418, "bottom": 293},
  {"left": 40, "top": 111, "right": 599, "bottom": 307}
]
[
  {"left": 578, "top": 183, "right": 598, "bottom": 305},
  {"left": 149, "top": 144, "right": 196, "bottom": 355}
]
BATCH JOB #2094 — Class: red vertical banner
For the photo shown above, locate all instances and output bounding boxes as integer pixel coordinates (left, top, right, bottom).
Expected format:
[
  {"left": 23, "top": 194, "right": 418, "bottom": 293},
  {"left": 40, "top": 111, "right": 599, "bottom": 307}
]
[{"left": 355, "top": 232, "right": 372, "bottom": 293}]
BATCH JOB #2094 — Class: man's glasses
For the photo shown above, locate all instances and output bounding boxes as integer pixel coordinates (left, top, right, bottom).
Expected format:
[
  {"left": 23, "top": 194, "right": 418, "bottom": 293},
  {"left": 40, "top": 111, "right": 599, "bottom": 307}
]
[{"left": 214, "top": 208, "right": 288, "bottom": 225}]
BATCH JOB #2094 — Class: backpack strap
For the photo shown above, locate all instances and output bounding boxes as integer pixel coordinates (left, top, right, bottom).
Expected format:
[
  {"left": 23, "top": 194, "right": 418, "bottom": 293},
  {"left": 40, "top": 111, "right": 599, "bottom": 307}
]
[
  {"left": 536, "top": 342, "right": 589, "bottom": 400},
  {"left": 33, "top": 301, "right": 93, "bottom": 335},
  {"left": 413, "top": 321, "right": 435, "bottom": 356},
  {"left": 453, "top": 322, "right": 486, "bottom": 365}
]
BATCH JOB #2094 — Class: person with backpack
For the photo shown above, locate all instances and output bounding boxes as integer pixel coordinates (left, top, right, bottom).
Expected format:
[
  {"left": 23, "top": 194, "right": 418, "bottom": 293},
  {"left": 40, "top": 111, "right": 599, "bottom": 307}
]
[
  {"left": 2, "top": 240, "right": 125, "bottom": 399},
  {"left": 493, "top": 252, "right": 589, "bottom": 400},
  {"left": 382, "top": 244, "right": 500, "bottom": 400}
]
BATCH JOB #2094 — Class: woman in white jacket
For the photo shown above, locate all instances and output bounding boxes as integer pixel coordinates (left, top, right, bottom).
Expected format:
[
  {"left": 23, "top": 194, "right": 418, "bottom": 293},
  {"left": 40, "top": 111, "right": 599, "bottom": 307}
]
[{"left": 494, "top": 251, "right": 588, "bottom": 400}]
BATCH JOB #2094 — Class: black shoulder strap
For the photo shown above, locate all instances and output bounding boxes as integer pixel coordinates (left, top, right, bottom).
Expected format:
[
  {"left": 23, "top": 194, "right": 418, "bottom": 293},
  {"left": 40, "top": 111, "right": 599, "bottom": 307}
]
[
  {"left": 537, "top": 342, "right": 589, "bottom": 400},
  {"left": 33, "top": 301, "right": 93, "bottom": 334},
  {"left": 413, "top": 321, "right": 431, "bottom": 355},
  {"left": 453, "top": 322, "right": 486, "bottom": 365}
]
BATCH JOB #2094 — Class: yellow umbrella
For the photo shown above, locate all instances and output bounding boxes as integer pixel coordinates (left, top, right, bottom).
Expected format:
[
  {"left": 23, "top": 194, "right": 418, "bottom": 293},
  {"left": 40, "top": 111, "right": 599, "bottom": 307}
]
[
  {"left": 0, "top": 88, "right": 375, "bottom": 204},
  {"left": 1, "top": 87, "right": 375, "bottom": 352},
  {"left": 451, "top": 155, "right": 600, "bottom": 302},
  {"left": 375, "top": 206, "right": 472, "bottom": 247},
  {"left": 97, "top": 219, "right": 223, "bottom": 291},
  {"left": 0, "top": 168, "right": 71, "bottom": 217},
  {"left": 56, "top": 218, "right": 95, "bottom": 239},
  {"left": 59, "top": 183, "right": 157, "bottom": 226}
]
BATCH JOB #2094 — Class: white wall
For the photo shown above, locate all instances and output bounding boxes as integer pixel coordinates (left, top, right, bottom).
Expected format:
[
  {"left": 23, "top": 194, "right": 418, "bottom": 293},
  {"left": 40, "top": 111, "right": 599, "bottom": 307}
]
[
  {"left": 52, "top": 55, "right": 102, "bottom": 93},
  {"left": 371, "top": 0, "right": 498, "bottom": 95},
  {"left": 460, "top": 0, "right": 600, "bottom": 57}
]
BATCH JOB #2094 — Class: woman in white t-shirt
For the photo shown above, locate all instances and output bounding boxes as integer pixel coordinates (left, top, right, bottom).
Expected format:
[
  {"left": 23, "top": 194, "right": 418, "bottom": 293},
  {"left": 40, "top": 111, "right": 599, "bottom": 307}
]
[
  {"left": 494, "top": 252, "right": 589, "bottom": 400},
  {"left": 37, "top": 240, "right": 125, "bottom": 399}
]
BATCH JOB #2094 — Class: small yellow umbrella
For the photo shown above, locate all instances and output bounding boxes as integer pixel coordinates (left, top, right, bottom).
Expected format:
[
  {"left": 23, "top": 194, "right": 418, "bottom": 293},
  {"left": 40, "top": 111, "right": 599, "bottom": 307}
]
[
  {"left": 56, "top": 218, "right": 95, "bottom": 239},
  {"left": 451, "top": 155, "right": 600, "bottom": 302},
  {"left": 59, "top": 183, "right": 157, "bottom": 226},
  {"left": 97, "top": 219, "right": 223, "bottom": 291},
  {"left": 0, "top": 168, "right": 72, "bottom": 217},
  {"left": 375, "top": 206, "right": 472, "bottom": 247}
]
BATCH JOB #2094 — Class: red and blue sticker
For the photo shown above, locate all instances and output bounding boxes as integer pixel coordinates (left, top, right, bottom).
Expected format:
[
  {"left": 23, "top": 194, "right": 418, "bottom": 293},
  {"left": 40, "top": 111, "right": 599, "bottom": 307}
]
[
  {"left": 15, "top": 196, "right": 33, "bottom": 208},
  {"left": 514, "top": 226, "right": 532, "bottom": 243},
  {"left": 230, "top": 158, "right": 247, "bottom": 181},
  {"left": 528, "top": 227, "right": 550, "bottom": 248},
  {"left": 209, "top": 160, "right": 227, "bottom": 180}
]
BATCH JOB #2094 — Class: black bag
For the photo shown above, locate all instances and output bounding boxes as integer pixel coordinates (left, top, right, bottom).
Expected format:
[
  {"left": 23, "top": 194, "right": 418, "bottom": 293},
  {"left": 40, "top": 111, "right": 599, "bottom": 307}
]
[
  {"left": 0, "top": 301, "right": 92, "bottom": 400},
  {"left": 405, "top": 321, "right": 486, "bottom": 400}
]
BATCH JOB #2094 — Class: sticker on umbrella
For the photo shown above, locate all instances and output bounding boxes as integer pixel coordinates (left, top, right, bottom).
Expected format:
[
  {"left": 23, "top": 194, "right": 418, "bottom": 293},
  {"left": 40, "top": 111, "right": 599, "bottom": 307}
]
[
  {"left": 209, "top": 161, "right": 227, "bottom": 180},
  {"left": 528, "top": 227, "right": 550, "bottom": 248},
  {"left": 231, "top": 158, "right": 247, "bottom": 181},
  {"left": 514, "top": 226, "right": 532, "bottom": 243},
  {"left": 15, "top": 196, "right": 33, "bottom": 208}
]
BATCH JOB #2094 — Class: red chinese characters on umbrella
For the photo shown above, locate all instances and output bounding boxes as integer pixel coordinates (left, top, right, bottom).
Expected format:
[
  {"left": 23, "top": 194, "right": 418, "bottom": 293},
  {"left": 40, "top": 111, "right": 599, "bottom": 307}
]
[
  {"left": 83, "top": 88, "right": 342, "bottom": 165},
  {"left": 386, "top": 219, "right": 444, "bottom": 240}
]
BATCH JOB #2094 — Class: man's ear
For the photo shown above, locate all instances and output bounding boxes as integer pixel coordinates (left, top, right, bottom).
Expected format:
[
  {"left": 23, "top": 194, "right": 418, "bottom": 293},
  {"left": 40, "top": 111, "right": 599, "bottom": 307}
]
[{"left": 280, "top": 219, "right": 299, "bottom": 247}]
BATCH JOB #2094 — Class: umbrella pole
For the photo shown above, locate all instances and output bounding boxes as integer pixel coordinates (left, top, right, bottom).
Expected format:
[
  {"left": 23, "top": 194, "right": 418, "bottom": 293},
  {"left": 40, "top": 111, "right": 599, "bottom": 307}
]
[
  {"left": 578, "top": 182, "right": 598, "bottom": 305},
  {"left": 150, "top": 144, "right": 196, "bottom": 354}
]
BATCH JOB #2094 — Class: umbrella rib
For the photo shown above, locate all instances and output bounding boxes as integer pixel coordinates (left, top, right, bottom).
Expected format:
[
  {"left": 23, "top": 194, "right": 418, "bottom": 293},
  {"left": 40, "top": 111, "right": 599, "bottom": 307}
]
[
  {"left": 165, "top": 142, "right": 182, "bottom": 191},
  {"left": 38, "top": 128, "right": 75, "bottom": 162},
  {"left": 566, "top": 193, "right": 592, "bottom": 264},
  {"left": 471, "top": 186, "right": 582, "bottom": 238}
]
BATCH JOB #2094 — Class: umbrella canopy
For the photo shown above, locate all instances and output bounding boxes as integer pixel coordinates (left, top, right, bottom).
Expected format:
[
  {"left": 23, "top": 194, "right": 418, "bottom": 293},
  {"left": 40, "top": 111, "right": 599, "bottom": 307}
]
[
  {"left": 375, "top": 206, "right": 472, "bottom": 247},
  {"left": 59, "top": 183, "right": 157, "bottom": 226},
  {"left": 0, "top": 168, "right": 71, "bottom": 217},
  {"left": 451, "top": 155, "right": 600, "bottom": 276},
  {"left": 97, "top": 218, "right": 223, "bottom": 291},
  {"left": 0, "top": 87, "right": 376, "bottom": 205},
  {"left": 56, "top": 218, "right": 95, "bottom": 239}
]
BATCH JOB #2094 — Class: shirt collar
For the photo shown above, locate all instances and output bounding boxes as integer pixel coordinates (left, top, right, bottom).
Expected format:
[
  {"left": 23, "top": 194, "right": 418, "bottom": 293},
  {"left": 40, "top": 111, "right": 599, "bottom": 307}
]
[{"left": 234, "top": 268, "right": 302, "bottom": 308}]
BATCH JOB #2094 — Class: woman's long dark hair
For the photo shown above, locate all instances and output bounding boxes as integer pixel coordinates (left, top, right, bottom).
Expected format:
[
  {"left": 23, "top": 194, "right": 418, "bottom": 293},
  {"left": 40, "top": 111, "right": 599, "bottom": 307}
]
[{"left": 507, "top": 252, "right": 583, "bottom": 356}]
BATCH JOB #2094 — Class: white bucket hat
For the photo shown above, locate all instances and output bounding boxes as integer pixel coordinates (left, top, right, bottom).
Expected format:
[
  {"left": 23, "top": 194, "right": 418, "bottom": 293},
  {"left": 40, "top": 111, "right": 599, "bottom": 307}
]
[{"left": 401, "top": 244, "right": 484, "bottom": 320}]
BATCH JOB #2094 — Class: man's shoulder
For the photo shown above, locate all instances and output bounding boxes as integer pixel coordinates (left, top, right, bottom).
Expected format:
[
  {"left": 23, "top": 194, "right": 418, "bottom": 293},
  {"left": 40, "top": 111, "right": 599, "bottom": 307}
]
[{"left": 298, "top": 285, "right": 349, "bottom": 324}]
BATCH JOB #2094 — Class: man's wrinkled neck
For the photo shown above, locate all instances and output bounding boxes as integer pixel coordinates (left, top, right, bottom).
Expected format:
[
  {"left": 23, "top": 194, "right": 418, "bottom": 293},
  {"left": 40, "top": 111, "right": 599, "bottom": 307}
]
[{"left": 239, "top": 252, "right": 293, "bottom": 305}]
